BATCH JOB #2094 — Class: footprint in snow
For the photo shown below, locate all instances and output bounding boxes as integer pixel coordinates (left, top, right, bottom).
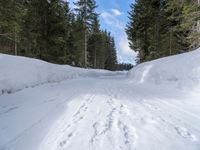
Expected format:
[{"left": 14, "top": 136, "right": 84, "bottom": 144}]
[
  {"left": 118, "top": 121, "right": 137, "bottom": 150},
  {"left": 59, "top": 133, "right": 73, "bottom": 147},
  {"left": 175, "top": 126, "right": 198, "bottom": 142},
  {"left": 59, "top": 140, "right": 66, "bottom": 147}
]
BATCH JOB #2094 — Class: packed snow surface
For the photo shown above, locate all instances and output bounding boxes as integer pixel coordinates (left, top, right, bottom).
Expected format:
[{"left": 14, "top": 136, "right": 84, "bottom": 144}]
[{"left": 0, "top": 48, "right": 200, "bottom": 150}]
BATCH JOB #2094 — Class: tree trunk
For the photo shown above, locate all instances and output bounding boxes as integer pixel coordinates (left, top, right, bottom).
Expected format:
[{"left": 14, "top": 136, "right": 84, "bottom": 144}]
[
  {"left": 197, "top": 20, "right": 200, "bottom": 33},
  {"left": 169, "top": 30, "right": 172, "bottom": 55},
  {"left": 14, "top": 33, "right": 17, "bottom": 56},
  {"left": 84, "top": 0, "right": 88, "bottom": 68},
  {"left": 94, "top": 46, "right": 96, "bottom": 68},
  {"left": 84, "top": 27, "right": 87, "bottom": 67}
]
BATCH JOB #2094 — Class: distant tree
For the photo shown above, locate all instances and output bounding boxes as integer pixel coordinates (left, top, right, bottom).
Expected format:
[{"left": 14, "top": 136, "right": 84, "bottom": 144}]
[{"left": 115, "top": 63, "right": 133, "bottom": 71}]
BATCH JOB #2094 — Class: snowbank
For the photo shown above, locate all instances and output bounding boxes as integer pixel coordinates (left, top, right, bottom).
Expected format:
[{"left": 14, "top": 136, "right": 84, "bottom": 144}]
[
  {"left": 128, "top": 48, "right": 200, "bottom": 89},
  {"left": 0, "top": 54, "right": 121, "bottom": 95}
]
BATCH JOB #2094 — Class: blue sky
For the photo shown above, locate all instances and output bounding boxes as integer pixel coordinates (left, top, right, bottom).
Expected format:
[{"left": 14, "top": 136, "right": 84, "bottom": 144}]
[{"left": 69, "top": 0, "right": 137, "bottom": 64}]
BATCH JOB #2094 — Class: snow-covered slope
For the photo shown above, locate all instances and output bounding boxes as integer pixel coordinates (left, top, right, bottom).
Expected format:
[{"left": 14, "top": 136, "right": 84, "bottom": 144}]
[
  {"left": 0, "top": 54, "right": 122, "bottom": 95},
  {"left": 0, "top": 49, "right": 200, "bottom": 150},
  {"left": 128, "top": 48, "right": 200, "bottom": 89}
]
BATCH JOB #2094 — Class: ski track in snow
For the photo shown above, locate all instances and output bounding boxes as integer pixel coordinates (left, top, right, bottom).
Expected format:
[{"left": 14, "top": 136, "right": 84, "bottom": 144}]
[{"left": 0, "top": 77, "right": 200, "bottom": 150}]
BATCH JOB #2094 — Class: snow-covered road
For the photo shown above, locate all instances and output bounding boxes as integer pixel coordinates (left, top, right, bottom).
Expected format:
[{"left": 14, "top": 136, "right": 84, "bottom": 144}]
[{"left": 1, "top": 75, "right": 200, "bottom": 150}]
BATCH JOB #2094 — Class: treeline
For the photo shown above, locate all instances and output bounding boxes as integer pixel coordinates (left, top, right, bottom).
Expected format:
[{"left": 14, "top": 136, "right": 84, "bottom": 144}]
[
  {"left": 0, "top": 0, "right": 131, "bottom": 71},
  {"left": 126, "top": 0, "right": 200, "bottom": 63},
  {"left": 115, "top": 63, "right": 133, "bottom": 71}
]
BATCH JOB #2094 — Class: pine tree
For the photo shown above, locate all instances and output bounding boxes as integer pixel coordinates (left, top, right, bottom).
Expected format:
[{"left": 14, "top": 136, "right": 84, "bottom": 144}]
[
  {"left": 126, "top": 0, "right": 153, "bottom": 63},
  {"left": 88, "top": 16, "right": 101, "bottom": 68},
  {"left": 104, "top": 33, "right": 117, "bottom": 70},
  {"left": 74, "top": 0, "right": 97, "bottom": 67},
  {"left": 71, "top": 15, "right": 85, "bottom": 67},
  {"left": 46, "top": 0, "right": 71, "bottom": 63},
  {"left": 126, "top": 0, "right": 199, "bottom": 63},
  {"left": 163, "top": 0, "right": 189, "bottom": 55},
  {"left": 0, "top": 0, "right": 120, "bottom": 70},
  {"left": 21, "top": 0, "right": 49, "bottom": 59},
  {"left": 181, "top": 0, "right": 200, "bottom": 49},
  {"left": 0, "top": 0, "right": 25, "bottom": 55}
]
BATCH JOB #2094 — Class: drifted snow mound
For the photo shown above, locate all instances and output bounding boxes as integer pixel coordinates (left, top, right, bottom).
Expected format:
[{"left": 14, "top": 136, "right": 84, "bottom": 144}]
[
  {"left": 0, "top": 54, "right": 121, "bottom": 95},
  {"left": 128, "top": 48, "right": 200, "bottom": 88}
]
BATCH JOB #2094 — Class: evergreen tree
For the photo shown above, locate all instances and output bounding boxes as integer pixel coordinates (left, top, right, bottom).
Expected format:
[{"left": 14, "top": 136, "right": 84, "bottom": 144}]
[
  {"left": 163, "top": 0, "right": 189, "bottom": 55},
  {"left": 21, "top": 0, "right": 49, "bottom": 59},
  {"left": 0, "top": 0, "right": 25, "bottom": 55},
  {"left": 126, "top": 0, "right": 200, "bottom": 64},
  {"left": 126, "top": 0, "right": 153, "bottom": 63},
  {"left": 181, "top": 0, "right": 200, "bottom": 49},
  {"left": 88, "top": 16, "right": 101, "bottom": 68},
  {"left": 71, "top": 15, "right": 85, "bottom": 67},
  {"left": 0, "top": 0, "right": 121, "bottom": 71},
  {"left": 104, "top": 33, "right": 117, "bottom": 70},
  {"left": 46, "top": 0, "right": 71, "bottom": 63},
  {"left": 74, "top": 0, "right": 97, "bottom": 67}
]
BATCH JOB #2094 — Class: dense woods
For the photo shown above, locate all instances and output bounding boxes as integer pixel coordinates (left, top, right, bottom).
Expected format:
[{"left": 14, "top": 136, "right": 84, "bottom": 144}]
[
  {"left": 0, "top": 0, "right": 132, "bottom": 71},
  {"left": 126, "top": 0, "right": 200, "bottom": 63},
  {"left": 2, "top": 0, "right": 198, "bottom": 69}
]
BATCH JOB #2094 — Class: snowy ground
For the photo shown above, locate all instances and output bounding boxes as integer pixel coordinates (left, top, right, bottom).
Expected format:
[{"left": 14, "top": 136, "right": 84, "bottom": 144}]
[
  {"left": 0, "top": 54, "right": 122, "bottom": 95},
  {"left": 1, "top": 49, "right": 200, "bottom": 150}
]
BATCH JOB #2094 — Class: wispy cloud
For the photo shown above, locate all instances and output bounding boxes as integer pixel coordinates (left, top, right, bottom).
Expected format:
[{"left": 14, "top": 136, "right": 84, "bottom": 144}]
[
  {"left": 100, "top": 9, "right": 124, "bottom": 29},
  {"left": 119, "top": 34, "right": 137, "bottom": 61},
  {"left": 111, "top": 9, "right": 122, "bottom": 16},
  {"left": 119, "top": 34, "right": 132, "bottom": 55}
]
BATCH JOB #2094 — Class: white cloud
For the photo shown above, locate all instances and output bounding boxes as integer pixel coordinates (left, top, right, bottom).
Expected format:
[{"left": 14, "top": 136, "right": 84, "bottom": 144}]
[
  {"left": 119, "top": 35, "right": 132, "bottom": 55},
  {"left": 101, "top": 11, "right": 124, "bottom": 29},
  {"left": 118, "top": 34, "right": 138, "bottom": 64},
  {"left": 111, "top": 9, "right": 122, "bottom": 16}
]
